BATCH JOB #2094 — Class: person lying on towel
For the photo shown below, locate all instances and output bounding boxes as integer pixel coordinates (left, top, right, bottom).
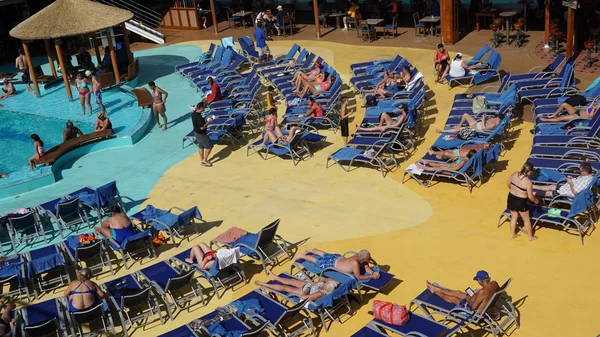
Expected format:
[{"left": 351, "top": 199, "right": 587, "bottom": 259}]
[
  {"left": 255, "top": 273, "right": 338, "bottom": 301},
  {"left": 294, "top": 248, "right": 381, "bottom": 280}
]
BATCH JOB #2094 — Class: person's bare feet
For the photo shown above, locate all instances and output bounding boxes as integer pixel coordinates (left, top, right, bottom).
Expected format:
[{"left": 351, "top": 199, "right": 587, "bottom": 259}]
[
  {"left": 425, "top": 281, "right": 437, "bottom": 294},
  {"left": 254, "top": 280, "right": 264, "bottom": 287},
  {"left": 185, "top": 257, "right": 194, "bottom": 264},
  {"left": 510, "top": 233, "right": 521, "bottom": 239},
  {"left": 528, "top": 236, "right": 539, "bottom": 241},
  {"left": 162, "top": 126, "right": 167, "bottom": 131},
  {"left": 436, "top": 128, "right": 444, "bottom": 133}
]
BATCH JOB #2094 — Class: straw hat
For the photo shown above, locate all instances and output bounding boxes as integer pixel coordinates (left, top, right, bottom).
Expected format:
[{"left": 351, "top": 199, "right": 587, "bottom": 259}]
[{"left": 10, "top": 0, "right": 133, "bottom": 40}]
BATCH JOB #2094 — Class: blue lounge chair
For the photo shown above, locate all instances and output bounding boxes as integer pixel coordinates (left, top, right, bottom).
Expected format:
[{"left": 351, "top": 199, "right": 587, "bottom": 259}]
[
  {"left": 327, "top": 142, "right": 398, "bottom": 178},
  {"left": 528, "top": 146, "right": 600, "bottom": 161},
  {"left": 65, "top": 295, "right": 115, "bottom": 337},
  {"left": 532, "top": 77, "right": 600, "bottom": 110},
  {"left": 367, "top": 313, "right": 466, "bottom": 337},
  {"left": 102, "top": 274, "right": 164, "bottom": 337},
  {"left": 18, "top": 298, "right": 69, "bottom": 337},
  {"left": 451, "top": 81, "right": 516, "bottom": 110},
  {"left": 6, "top": 210, "right": 46, "bottom": 253},
  {"left": 260, "top": 49, "right": 311, "bottom": 78},
  {"left": 351, "top": 325, "right": 387, "bottom": 337},
  {"left": 237, "top": 36, "right": 259, "bottom": 64},
  {"left": 518, "top": 64, "right": 576, "bottom": 104},
  {"left": 532, "top": 115, "right": 600, "bottom": 147},
  {"left": 171, "top": 247, "right": 246, "bottom": 300},
  {"left": 62, "top": 232, "right": 114, "bottom": 276},
  {"left": 137, "top": 261, "right": 205, "bottom": 320},
  {"left": 105, "top": 225, "right": 155, "bottom": 271},
  {"left": 247, "top": 130, "right": 325, "bottom": 166},
  {"left": 175, "top": 43, "right": 216, "bottom": 75},
  {"left": 352, "top": 55, "right": 403, "bottom": 77},
  {"left": 0, "top": 254, "right": 30, "bottom": 302},
  {"left": 51, "top": 197, "right": 91, "bottom": 240},
  {"left": 211, "top": 219, "right": 291, "bottom": 275},
  {"left": 259, "top": 272, "right": 354, "bottom": 332},
  {"left": 466, "top": 44, "right": 493, "bottom": 66},
  {"left": 253, "top": 43, "right": 301, "bottom": 73},
  {"left": 157, "top": 324, "right": 199, "bottom": 337},
  {"left": 350, "top": 56, "right": 396, "bottom": 75},
  {"left": 507, "top": 54, "right": 567, "bottom": 83},
  {"left": 188, "top": 309, "right": 253, "bottom": 336},
  {"left": 181, "top": 46, "right": 224, "bottom": 78},
  {"left": 525, "top": 157, "right": 600, "bottom": 172},
  {"left": 514, "top": 60, "right": 575, "bottom": 91},
  {"left": 409, "top": 279, "right": 519, "bottom": 337},
  {"left": 445, "top": 51, "right": 502, "bottom": 88},
  {"left": 68, "top": 181, "right": 127, "bottom": 220},
  {"left": 25, "top": 244, "right": 71, "bottom": 299},
  {"left": 188, "top": 48, "right": 233, "bottom": 81},
  {"left": 131, "top": 205, "right": 203, "bottom": 244}
]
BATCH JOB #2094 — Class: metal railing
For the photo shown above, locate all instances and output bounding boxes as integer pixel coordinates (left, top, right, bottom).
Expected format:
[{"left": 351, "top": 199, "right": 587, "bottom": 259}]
[{"left": 94, "top": 0, "right": 162, "bottom": 28}]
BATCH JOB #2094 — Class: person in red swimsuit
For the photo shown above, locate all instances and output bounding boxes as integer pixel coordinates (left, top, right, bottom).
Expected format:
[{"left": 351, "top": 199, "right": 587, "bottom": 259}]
[
  {"left": 203, "top": 77, "right": 222, "bottom": 104},
  {"left": 185, "top": 242, "right": 218, "bottom": 270}
]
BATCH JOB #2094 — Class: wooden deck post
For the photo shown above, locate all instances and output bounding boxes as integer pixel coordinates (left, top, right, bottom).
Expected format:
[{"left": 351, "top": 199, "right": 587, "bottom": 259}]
[
  {"left": 43, "top": 39, "right": 57, "bottom": 78},
  {"left": 544, "top": 0, "right": 550, "bottom": 46},
  {"left": 313, "top": 0, "right": 321, "bottom": 39},
  {"left": 209, "top": 0, "right": 218, "bottom": 34},
  {"left": 90, "top": 33, "right": 102, "bottom": 66},
  {"left": 21, "top": 41, "right": 40, "bottom": 97},
  {"left": 54, "top": 39, "right": 73, "bottom": 101},
  {"left": 105, "top": 29, "right": 121, "bottom": 85},
  {"left": 121, "top": 23, "right": 133, "bottom": 65},
  {"left": 440, "top": 0, "right": 457, "bottom": 44},
  {"left": 565, "top": 7, "right": 574, "bottom": 57}
]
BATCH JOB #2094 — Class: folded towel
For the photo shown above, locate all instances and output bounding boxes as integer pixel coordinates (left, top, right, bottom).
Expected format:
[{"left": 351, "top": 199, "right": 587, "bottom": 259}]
[
  {"left": 406, "top": 163, "right": 423, "bottom": 175},
  {"left": 217, "top": 247, "right": 240, "bottom": 270}
]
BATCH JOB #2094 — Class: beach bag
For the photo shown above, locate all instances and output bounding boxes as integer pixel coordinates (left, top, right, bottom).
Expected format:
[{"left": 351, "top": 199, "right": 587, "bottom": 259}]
[
  {"left": 366, "top": 95, "right": 377, "bottom": 107},
  {"left": 472, "top": 95, "right": 487, "bottom": 114},
  {"left": 373, "top": 300, "right": 410, "bottom": 326},
  {"left": 458, "top": 127, "right": 476, "bottom": 140}
]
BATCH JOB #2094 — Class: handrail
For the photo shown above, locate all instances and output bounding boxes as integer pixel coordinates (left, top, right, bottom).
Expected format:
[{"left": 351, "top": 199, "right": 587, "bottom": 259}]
[
  {"left": 94, "top": 0, "right": 161, "bottom": 28},
  {"left": 111, "top": 0, "right": 162, "bottom": 23}
]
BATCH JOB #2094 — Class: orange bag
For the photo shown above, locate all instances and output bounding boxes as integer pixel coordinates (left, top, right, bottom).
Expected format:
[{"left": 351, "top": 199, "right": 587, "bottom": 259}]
[{"left": 372, "top": 300, "right": 410, "bottom": 326}]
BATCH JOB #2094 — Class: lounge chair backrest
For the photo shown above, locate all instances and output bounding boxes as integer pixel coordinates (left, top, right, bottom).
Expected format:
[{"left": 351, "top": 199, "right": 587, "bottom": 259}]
[
  {"left": 548, "top": 54, "right": 565, "bottom": 72},
  {"left": 212, "top": 47, "right": 224, "bottom": 63},
  {"left": 471, "top": 44, "right": 492, "bottom": 63},
  {"left": 165, "top": 269, "right": 196, "bottom": 292},
  {"left": 385, "top": 55, "right": 402, "bottom": 72},
  {"left": 286, "top": 44, "right": 301, "bottom": 59},
  {"left": 8, "top": 212, "right": 36, "bottom": 231},
  {"left": 240, "top": 322, "right": 269, "bottom": 337},
  {"left": 122, "top": 287, "right": 152, "bottom": 309},
  {"left": 558, "top": 64, "right": 574, "bottom": 88},
  {"left": 75, "top": 240, "right": 103, "bottom": 262},
  {"left": 287, "top": 131, "right": 305, "bottom": 149},
  {"left": 24, "top": 318, "right": 60, "bottom": 336},
  {"left": 177, "top": 207, "right": 199, "bottom": 229},
  {"left": 57, "top": 197, "right": 81, "bottom": 218},
  {"left": 72, "top": 302, "right": 105, "bottom": 324},
  {"left": 256, "top": 219, "right": 281, "bottom": 250},
  {"left": 498, "top": 72, "right": 511, "bottom": 92},
  {"left": 296, "top": 49, "right": 309, "bottom": 64},
  {"left": 93, "top": 180, "right": 120, "bottom": 209},
  {"left": 220, "top": 49, "right": 234, "bottom": 68},
  {"left": 478, "top": 278, "right": 512, "bottom": 318},
  {"left": 274, "top": 299, "right": 310, "bottom": 327},
  {"left": 586, "top": 111, "right": 600, "bottom": 137}
]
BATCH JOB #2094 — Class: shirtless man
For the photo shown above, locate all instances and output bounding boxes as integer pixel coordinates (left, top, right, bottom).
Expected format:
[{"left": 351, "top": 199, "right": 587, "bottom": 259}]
[
  {"left": 294, "top": 248, "right": 381, "bottom": 281},
  {"left": 63, "top": 121, "right": 84, "bottom": 141},
  {"left": 15, "top": 49, "right": 34, "bottom": 93},
  {"left": 89, "top": 70, "right": 107, "bottom": 115},
  {"left": 428, "top": 143, "right": 490, "bottom": 160},
  {"left": 437, "top": 113, "right": 501, "bottom": 134},
  {"left": 426, "top": 270, "right": 499, "bottom": 314},
  {"left": 0, "top": 79, "right": 15, "bottom": 100},
  {"left": 94, "top": 113, "right": 112, "bottom": 132}
]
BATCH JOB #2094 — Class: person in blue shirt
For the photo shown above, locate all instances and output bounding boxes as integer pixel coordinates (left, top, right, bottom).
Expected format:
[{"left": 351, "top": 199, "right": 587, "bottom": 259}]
[
  {"left": 274, "top": 5, "right": 288, "bottom": 36},
  {"left": 253, "top": 23, "right": 270, "bottom": 63}
]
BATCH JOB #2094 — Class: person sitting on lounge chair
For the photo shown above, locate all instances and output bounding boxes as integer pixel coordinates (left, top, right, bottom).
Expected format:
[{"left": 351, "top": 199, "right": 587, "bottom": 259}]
[
  {"left": 414, "top": 150, "right": 476, "bottom": 172},
  {"left": 64, "top": 268, "right": 105, "bottom": 312},
  {"left": 442, "top": 53, "right": 470, "bottom": 81},
  {"left": 427, "top": 143, "right": 490, "bottom": 160},
  {"left": 0, "top": 79, "right": 15, "bottom": 100},
  {"left": 360, "top": 70, "right": 399, "bottom": 98},
  {"left": 426, "top": 270, "right": 499, "bottom": 314},
  {"left": 296, "top": 72, "right": 336, "bottom": 98},
  {"left": 63, "top": 121, "right": 84, "bottom": 141},
  {"left": 436, "top": 113, "right": 501, "bottom": 134},
  {"left": 290, "top": 61, "right": 323, "bottom": 85},
  {"left": 94, "top": 205, "right": 136, "bottom": 245},
  {"left": 255, "top": 272, "right": 338, "bottom": 301},
  {"left": 0, "top": 300, "right": 15, "bottom": 337},
  {"left": 533, "top": 162, "right": 594, "bottom": 198},
  {"left": 185, "top": 242, "right": 218, "bottom": 270},
  {"left": 356, "top": 104, "right": 408, "bottom": 132},
  {"left": 539, "top": 96, "right": 600, "bottom": 123},
  {"left": 286, "top": 97, "right": 324, "bottom": 123},
  {"left": 293, "top": 248, "right": 381, "bottom": 280}
]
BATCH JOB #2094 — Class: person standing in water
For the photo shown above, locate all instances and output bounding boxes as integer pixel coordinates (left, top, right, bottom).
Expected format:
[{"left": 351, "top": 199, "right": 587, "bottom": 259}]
[
  {"left": 88, "top": 70, "right": 107, "bottom": 115},
  {"left": 73, "top": 73, "right": 93, "bottom": 115},
  {"left": 149, "top": 81, "right": 168, "bottom": 131},
  {"left": 15, "top": 48, "right": 34, "bottom": 93}
]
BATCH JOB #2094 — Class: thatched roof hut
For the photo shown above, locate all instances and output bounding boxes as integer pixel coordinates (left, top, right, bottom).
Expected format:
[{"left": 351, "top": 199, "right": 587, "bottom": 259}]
[{"left": 9, "top": 0, "right": 133, "bottom": 40}]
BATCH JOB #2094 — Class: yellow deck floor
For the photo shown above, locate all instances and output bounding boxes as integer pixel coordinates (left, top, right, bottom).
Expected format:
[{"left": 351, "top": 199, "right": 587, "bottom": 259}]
[{"left": 22, "top": 41, "right": 600, "bottom": 337}]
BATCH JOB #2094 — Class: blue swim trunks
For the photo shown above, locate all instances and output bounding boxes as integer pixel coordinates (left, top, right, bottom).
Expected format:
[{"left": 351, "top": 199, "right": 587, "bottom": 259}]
[
  {"left": 459, "top": 298, "right": 474, "bottom": 311},
  {"left": 314, "top": 253, "right": 341, "bottom": 269}
]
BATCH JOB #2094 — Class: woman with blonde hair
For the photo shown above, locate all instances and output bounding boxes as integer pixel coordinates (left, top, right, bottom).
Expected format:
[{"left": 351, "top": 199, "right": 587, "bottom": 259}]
[{"left": 64, "top": 268, "right": 106, "bottom": 312}]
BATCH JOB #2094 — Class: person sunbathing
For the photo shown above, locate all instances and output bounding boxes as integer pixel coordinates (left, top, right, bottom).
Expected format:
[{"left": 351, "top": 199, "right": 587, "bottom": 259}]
[
  {"left": 258, "top": 125, "right": 302, "bottom": 146},
  {"left": 289, "top": 61, "right": 323, "bottom": 92},
  {"left": 293, "top": 248, "right": 381, "bottom": 281},
  {"left": 64, "top": 268, "right": 105, "bottom": 313},
  {"left": 414, "top": 149, "right": 476, "bottom": 172},
  {"left": 185, "top": 242, "right": 217, "bottom": 270},
  {"left": 285, "top": 97, "right": 324, "bottom": 123},
  {"left": 0, "top": 301, "right": 14, "bottom": 337},
  {"left": 425, "top": 270, "right": 499, "bottom": 314},
  {"left": 427, "top": 143, "right": 490, "bottom": 160},
  {"left": 539, "top": 97, "right": 600, "bottom": 123},
  {"left": 360, "top": 70, "right": 399, "bottom": 98},
  {"left": 255, "top": 272, "right": 338, "bottom": 301},
  {"left": 533, "top": 162, "right": 593, "bottom": 198},
  {"left": 94, "top": 205, "right": 137, "bottom": 245},
  {"left": 356, "top": 104, "right": 408, "bottom": 133},
  {"left": 436, "top": 113, "right": 501, "bottom": 134},
  {"left": 296, "top": 73, "right": 336, "bottom": 98}
]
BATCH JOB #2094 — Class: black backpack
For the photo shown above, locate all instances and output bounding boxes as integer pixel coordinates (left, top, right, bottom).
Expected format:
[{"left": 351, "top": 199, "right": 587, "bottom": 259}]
[{"left": 366, "top": 95, "right": 377, "bottom": 107}]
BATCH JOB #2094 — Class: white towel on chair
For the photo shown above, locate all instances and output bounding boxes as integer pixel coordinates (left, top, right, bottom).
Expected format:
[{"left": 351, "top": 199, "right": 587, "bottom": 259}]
[
  {"left": 217, "top": 247, "right": 240, "bottom": 270},
  {"left": 406, "top": 163, "right": 423, "bottom": 175}
]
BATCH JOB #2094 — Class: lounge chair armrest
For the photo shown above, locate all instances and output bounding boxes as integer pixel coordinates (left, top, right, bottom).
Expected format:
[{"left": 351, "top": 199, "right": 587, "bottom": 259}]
[
  {"left": 545, "top": 87, "right": 577, "bottom": 98},
  {"left": 479, "top": 85, "right": 501, "bottom": 92},
  {"left": 527, "top": 65, "right": 549, "bottom": 73},
  {"left": 542, "top": 78, "right": 562, "bottom": 88},
  {"left": 532, "top": 72, "right": 555, "bottom": 80}
]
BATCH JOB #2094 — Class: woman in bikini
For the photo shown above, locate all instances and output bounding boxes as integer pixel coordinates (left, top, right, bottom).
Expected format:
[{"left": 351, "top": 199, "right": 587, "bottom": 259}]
[
  {"left": 255, "top": 273, "right": 338, "bottom": 301},
  {"left": 0, "top": 301, "right": 15, "bottom": 337},
  {"left": 414, "top": 149, "right": 476, "bottom": 173},
  {"left": 356, "top": 104, "right": 408, "bottom": 132},
  {"left": 360, "top": 70, "right": 398, "bottom": 98},
  {"left": 436, "top": 113, "right": 501, "bottom": 133},
  {"left": 149, "top": 81, "right": 169, "bottom": 131},
  {"left": 506, "top": 162, "right": 539, "bottom": 241},
  {"left": 290, "top": 62, "right": 323, "bottom": 92},
  {"left": 539, "top": 97, "right": 600, "bottom": 123},
  {"left": 296, "top": 73, "right": 336, "bottom": 98},
  {"left": 427, "top": 143, "right": 490, "bottom": 160},
  {"left": 258, "top": 122, "right": 302, "bottom": 147},
  {"left": 184, "top": 242, "right": 218, "bottom": 270},
  {"left": 64, "top": 268, "right": 105, "bottom": 312},
  {"left": 74, "top": 72, "right": 93, "bottom": 115},
  {"left": 28, "top": 134, "right": 44, "bottom": 171}
]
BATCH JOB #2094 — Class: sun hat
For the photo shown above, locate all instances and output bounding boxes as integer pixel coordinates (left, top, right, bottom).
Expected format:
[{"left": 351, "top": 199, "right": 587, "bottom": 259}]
[
  {"left": 85, "top": 70, "right": 92, "bottom": 77},
  {"left": 473, "top": 270, "right": 489, "bottom": 281},
  {"left": 277, "top": 5, "right": 283, "bottom": 9}
]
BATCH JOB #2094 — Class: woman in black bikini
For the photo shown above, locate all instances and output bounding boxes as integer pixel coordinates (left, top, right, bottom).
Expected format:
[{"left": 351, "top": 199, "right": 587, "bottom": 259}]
[
  {"left": 0, "top": 301, "right": 14, "bottom": 337},
  {"left": 506, "top": 162, "right": 539, "bottom": 241}
]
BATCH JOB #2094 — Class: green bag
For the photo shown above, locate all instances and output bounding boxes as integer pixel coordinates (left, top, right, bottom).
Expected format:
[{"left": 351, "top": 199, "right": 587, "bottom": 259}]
[
  {"left": 547, "top": 208, "right": 562, "bottom": 218},
  {"left": 472, "top": 95, "right": 488, "bottom": 115}
]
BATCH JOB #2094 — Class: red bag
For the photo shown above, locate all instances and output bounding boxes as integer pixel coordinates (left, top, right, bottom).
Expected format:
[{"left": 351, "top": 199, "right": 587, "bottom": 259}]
[{"left": 372, "top": 300, "right": 410, "bottom": 326}]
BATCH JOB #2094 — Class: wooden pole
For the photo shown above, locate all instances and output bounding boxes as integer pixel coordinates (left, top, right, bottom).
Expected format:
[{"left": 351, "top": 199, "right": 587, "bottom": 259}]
[
  {"left": 121, "top": 23, "right": 133, "bottom": 65},
  {"left": 43, "top": 39, "right": 57, "bottom": 78},
  {"left": 105, "top": 29, "right": 121, "bottom": 85},
  {"left": 21, "top": 41, "right": 40, "bottom": 97},
  {"left": 209, "top": 0, "right": 218, "bottom": 34},
  {"left": 544, "top": 0, "right": 550, "bottom": 45},
  {"left": 440, "top": 0, "right": 457, "bottom": 44},
  {"left": 54, "top": 39, "right": 73, "bottom": 101},
  {"left": 566, "top": 7, "right": 574, "bottom": 57},
  {"left": 90, "top": 33, "right": 102, "bottom": 66},
  {"left": 313, "top": 0, "right": 321, "bottom": 39}
]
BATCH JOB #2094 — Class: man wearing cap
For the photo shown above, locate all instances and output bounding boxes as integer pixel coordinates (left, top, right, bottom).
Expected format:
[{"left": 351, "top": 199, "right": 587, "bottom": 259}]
[
  {"left": 425, "top": 270, "right": 499, "bottom": 313},
  {"left": 274, "top": 5, "right": 288, "bottom": 36},
  {"left": 0, "top": 79, "right": 15, "bottom": 100},
  {"left": 88, "top": 70, "right": 107, "bottom": 115},
  {"left": 15, "top": 48, "right": 34, "bottom": 93}
]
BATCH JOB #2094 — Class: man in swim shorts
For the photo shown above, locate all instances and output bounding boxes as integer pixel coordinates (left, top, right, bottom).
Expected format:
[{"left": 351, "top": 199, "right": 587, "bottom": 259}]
[
  {"left": 425, "top": 270, "right": 499, "bottom": 314},
  {"left": 89, "top": 70, "right": 107, "bottom": 115},
  {"left": 15, "top": 48, "right": 33, "bottom": 93},
  {"left": 294, "top": 248, "right": 381, "bottom": 281}
]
